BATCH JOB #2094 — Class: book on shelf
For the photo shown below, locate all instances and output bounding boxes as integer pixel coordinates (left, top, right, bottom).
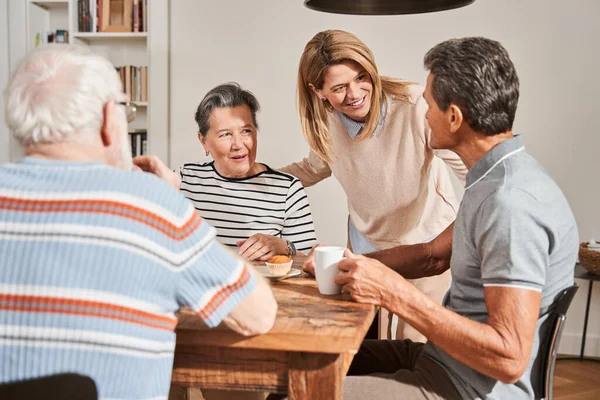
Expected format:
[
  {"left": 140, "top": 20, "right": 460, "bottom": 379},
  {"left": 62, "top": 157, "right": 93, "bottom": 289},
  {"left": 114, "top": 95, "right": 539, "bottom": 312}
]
[
  {"left": 141, "top": 67, "right": 147, "bottom": 102},
  {"left": 133, "top": 67, "right": 137, "bottom": 102},
  {"left": 116, "top": 65, "right": 148, "bottom": 103},
  {"left": 79, "top": 0, "right": 148, "bottom": 33},
  {"left": 134, "top": 0, "right": 147, "bottom": 32},
  {"left": 136, "top": 67, "right": 142, "bottom": 102},
  {"left": 141, "top": 132, "right": 147, "bottom": 155},
  {"left": 142, "top": 0, "right": 147, "bottom": 32},
  {"left": 132, "top": 0, "right": 140, "bottom": 32},
  {"left": 97, "top": 0, "right": 102, "bottom": 32},
  {"left": 55, "top": 30, "right": 68, "bottom": 43},
  {"left": 78, "top": 0, "right": 98, "bottom": 33},
  {"left": 78, "top": 0, "right": 91, "bottom": 33},
  {"left": 44, "top": 30, "right": 69, "bottom": 45},
  {"left": 77, "top": 0, "right": 83, "bottom": 32},
  {"left": 125, "top": 66, "right": 131, "bottom": 100},
  {"left": 129, "top": 130, "right": 147, "bottom": 158}
]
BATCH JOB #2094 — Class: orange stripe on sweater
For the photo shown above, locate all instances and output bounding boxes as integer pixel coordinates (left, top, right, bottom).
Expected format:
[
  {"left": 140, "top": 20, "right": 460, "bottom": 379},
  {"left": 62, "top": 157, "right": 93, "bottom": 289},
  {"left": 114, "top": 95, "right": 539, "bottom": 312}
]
[
  {"left": 0, "top": 305, "right": 176, "bottom": 331},
  {"left": 0, "top": 197, "right": 202, "bottom": 241},
  {"left": 198, "top": 265, "right": 252, "bottom": 320},
  {"left": 0, "top": 197, "right": 200, "bottom": 232},
  {"left": 0, "top": 294, "right": 177, "bottom": 326}
]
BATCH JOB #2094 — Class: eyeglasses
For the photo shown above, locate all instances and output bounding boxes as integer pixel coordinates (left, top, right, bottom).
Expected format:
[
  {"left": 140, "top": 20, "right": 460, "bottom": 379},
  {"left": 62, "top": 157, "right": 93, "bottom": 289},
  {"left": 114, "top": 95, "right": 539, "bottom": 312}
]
[{"left": 117, "top": 101, "right": 137, "bottom": 123}]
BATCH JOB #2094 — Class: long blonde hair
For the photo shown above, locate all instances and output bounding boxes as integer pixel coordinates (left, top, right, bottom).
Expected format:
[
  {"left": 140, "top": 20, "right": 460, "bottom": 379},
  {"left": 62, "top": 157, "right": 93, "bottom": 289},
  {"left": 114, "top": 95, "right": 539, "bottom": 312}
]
[{"left": 298, "top": 30, "right": 414, "bottom": 163}]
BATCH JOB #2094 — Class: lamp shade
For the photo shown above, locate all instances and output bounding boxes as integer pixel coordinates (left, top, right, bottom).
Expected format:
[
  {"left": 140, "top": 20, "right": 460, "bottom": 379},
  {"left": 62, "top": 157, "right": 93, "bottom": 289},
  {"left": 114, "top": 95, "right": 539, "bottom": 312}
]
[{"left": 304, "top": 0, "right": 475, "bottom": 15}]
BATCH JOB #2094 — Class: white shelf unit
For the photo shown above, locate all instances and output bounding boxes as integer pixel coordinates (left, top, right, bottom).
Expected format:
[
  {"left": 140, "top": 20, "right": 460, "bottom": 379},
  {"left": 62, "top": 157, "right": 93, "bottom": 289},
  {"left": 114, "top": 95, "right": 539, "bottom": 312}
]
[
  {"left": 23, "top": 0, "right": 170, "bottom": 164},
  {"left": 72, "top": 32, "right": 148, "bottom": 41},
  {"left": 27, "top": 0, "right": 69, "bottom": 51}
]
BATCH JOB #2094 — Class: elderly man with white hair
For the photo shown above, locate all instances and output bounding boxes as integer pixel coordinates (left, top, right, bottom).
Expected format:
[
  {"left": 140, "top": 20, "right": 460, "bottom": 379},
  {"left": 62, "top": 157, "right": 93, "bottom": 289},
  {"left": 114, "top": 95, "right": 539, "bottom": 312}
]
[{"left": 0, "top": 44, "right": 277, "bottom": 400}]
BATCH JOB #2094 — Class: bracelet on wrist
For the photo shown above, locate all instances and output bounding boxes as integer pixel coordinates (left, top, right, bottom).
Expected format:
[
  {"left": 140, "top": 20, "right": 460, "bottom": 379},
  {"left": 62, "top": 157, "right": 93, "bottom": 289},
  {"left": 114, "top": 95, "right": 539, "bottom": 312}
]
[{"left": 285, "top": 239, "right": 297, "bottom": 257}]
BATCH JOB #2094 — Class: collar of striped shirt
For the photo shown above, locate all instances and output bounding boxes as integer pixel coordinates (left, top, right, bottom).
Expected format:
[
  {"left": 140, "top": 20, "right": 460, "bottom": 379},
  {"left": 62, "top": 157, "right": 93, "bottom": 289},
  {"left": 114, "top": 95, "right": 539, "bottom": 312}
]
[{"left": 335, "top": 95, "right": 389, "bottom": 139}]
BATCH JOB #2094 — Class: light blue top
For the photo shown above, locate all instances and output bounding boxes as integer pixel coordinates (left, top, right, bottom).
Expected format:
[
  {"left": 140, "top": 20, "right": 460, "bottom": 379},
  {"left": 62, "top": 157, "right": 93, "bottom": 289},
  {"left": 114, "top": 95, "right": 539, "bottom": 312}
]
[{"left": 0, "top": 158, "right": 256, "bottom": 400}]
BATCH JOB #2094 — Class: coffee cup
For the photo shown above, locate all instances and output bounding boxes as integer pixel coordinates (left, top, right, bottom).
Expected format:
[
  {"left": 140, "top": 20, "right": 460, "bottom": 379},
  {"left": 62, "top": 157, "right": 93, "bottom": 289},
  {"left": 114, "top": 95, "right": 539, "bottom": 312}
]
[{"left": 314, "top": 246, "right": 345, "bottom": 295}]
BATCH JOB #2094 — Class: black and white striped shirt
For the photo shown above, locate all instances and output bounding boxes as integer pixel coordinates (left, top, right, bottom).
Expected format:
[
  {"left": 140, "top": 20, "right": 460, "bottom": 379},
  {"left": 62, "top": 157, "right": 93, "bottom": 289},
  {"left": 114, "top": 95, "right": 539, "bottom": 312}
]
[{"left": 179, "top": 162, "right": 317, "bottom": 252}]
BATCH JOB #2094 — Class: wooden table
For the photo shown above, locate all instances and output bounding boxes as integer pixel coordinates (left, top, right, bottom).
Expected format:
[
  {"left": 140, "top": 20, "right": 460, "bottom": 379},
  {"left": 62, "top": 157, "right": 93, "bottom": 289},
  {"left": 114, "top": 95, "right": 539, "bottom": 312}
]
[{"left": 170, "top": 256, "right": 376, "bottom": 399}]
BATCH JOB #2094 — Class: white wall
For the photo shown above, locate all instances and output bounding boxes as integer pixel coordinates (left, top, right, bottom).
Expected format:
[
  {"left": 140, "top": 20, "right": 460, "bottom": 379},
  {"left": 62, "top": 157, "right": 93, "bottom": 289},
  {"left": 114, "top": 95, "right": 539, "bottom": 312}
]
[
  {"left": 170, "top": 0, "right": 600, "bottom": 355},
  {"left": 3, "top": 0, "right": 26, "bottom": 162},
  {"left": 0, "top": 0, "right": 9, "bottom": 163}
]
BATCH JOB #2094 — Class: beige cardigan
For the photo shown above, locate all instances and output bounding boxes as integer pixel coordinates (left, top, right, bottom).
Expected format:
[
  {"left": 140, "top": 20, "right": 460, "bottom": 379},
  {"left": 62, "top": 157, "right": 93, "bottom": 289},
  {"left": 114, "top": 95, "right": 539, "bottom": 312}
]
[{"left": 281, "top": 85, "right": 466, "bottom": 249}]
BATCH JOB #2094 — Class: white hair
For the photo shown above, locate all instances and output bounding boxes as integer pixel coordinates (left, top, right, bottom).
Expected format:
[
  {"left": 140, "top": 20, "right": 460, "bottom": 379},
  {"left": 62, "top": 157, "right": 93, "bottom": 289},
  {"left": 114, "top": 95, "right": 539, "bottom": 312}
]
[{"left": 4, "top": 44, "right": 124, "bottom": 146}]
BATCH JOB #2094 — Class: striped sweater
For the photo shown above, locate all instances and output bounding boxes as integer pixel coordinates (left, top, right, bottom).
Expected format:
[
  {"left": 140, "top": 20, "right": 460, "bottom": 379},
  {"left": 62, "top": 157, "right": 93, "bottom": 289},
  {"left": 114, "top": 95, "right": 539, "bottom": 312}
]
[
  {"left": 0, "top": 157, "right": 256, "bottom": 400},
  {"left": 179, "top": 162, "right": 317, "bottom": 253}
]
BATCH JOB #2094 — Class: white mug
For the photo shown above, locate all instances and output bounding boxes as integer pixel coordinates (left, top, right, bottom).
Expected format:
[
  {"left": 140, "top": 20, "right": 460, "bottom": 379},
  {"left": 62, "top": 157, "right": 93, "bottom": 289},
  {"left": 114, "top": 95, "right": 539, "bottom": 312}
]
[{"left": 314, "top": 246, "right": 345, "bottom": 295}]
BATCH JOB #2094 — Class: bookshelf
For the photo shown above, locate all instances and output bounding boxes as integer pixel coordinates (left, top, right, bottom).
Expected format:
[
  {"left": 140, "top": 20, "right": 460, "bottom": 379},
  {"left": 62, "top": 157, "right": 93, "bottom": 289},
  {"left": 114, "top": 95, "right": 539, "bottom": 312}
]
[{"left": 22, "top": 0, "right": 170, "bottom": 163}]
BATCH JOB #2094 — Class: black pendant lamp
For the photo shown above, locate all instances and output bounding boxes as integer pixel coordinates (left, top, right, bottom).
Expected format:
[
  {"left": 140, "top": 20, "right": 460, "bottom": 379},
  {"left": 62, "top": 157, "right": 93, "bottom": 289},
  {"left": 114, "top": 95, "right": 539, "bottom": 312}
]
[{"left": 304, "top": 0, "right": 475, "bottom": 15}]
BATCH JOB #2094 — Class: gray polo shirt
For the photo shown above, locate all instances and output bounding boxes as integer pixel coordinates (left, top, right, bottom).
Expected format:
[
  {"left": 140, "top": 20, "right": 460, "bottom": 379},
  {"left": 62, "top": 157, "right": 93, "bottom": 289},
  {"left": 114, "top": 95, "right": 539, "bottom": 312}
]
[{"left": 423, "top": 135, "right": 578, "bottom": 399}]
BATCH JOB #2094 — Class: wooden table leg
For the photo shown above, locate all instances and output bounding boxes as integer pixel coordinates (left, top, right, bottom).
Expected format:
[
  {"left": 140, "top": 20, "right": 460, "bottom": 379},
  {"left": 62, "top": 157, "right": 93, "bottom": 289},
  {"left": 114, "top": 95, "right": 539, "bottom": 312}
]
[
  {"left": 288, "top": 353, "right": 345, "bottom": 400},
  {"left": 169, "top": 385, "right": 208, "bottom": 400},
  {"left": 169, "top": 384, "right": 188, "bottom": 400}
]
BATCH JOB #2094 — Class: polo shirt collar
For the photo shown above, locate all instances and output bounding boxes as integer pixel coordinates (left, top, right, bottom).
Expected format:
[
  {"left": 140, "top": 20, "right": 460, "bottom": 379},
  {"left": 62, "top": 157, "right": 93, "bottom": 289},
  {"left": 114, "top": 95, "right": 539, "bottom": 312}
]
[
  {"left": 336, "top": 96, "right": 389, "bottom": 139},
  {"left": 465, "top": 135, "right": 525, "bottom": 190}
]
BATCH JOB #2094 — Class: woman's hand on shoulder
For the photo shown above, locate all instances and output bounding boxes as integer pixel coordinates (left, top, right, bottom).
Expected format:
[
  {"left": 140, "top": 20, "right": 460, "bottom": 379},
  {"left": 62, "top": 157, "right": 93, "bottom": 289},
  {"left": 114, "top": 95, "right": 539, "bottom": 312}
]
[
  {"left": 133, "top": 155, "right": 181, "bottom": 190},
  {"left": 236, "top": 234, "right": 289, "bottom": 261}
]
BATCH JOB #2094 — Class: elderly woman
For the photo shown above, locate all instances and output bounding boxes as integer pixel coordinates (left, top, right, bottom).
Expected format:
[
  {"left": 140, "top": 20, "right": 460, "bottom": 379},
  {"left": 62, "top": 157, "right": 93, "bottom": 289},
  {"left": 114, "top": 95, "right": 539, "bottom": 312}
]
[{"left": 135, "top": 83, "right": 316, "bottom": 261}]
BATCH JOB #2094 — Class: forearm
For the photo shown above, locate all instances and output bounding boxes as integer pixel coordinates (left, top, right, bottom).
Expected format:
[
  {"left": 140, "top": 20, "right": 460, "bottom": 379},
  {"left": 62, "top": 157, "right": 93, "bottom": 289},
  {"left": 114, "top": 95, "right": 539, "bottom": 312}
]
[
  {"left": 387, "top": 284, "right": 527, "bottom": 383},
  {"left": 279, "top": 152, "right": 331, "bottom": 188},
  {"left": 365, "top": 223, "right": 454, "bottom": 279},
  {"left": 223, "top": 265, "right": 277, "bottom": 335},
  {"left": 132, "top": 156, "right": 182, "bottom": 189},
  {"left": 280, "top": 162, "right": 323, "bottom": 187}
]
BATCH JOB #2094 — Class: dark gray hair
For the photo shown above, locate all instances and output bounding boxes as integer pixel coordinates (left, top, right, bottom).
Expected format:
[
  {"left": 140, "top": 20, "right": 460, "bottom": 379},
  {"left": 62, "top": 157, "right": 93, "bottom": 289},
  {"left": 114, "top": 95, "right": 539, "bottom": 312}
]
[
  {"left": 424, "top": 37, "right": 519, "bottom": 135},
  {"left": 194, "top": 82, "right": 260, "bottom": 137}
]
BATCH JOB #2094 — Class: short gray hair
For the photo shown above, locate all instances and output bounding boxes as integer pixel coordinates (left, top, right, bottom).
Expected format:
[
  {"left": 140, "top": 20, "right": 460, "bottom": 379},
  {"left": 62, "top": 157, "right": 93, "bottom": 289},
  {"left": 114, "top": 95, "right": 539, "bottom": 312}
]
[
  {"left": 4, "top": 44, "right": 124, "bottom": 146},
  {"left": 424, "top": 37, "right": 519, "bottom": 135},
  {"left": 194, "top": 83, "right": 260, "bottom": 137}
]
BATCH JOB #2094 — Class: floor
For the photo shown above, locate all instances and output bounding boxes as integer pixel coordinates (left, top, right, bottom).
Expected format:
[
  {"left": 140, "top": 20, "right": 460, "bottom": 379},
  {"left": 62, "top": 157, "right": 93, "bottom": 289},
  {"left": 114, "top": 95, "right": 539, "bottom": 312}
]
[{"left": 554, "top": 359, "right": 600, "bottom": 399}]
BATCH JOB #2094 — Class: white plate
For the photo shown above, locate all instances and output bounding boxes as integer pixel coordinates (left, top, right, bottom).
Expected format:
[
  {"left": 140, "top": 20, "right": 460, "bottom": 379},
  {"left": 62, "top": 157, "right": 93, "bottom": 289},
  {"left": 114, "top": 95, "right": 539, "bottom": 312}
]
[{"left": 255, "top": 265, "right": 302, "bottom": 281}]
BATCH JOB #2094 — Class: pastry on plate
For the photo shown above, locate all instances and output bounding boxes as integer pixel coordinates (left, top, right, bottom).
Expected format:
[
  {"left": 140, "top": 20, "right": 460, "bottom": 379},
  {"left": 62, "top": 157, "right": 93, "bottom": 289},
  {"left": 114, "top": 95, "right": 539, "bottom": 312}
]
[{"left": 266, "top": 255, "right": 293, "bottom": 276}]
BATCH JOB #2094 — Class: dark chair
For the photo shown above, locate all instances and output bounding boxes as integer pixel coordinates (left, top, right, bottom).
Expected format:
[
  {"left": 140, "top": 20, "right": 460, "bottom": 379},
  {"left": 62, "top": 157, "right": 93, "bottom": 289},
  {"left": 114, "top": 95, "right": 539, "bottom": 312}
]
[
  {"left": 0, "top": 373, "right": 97, "bottom": 400},
  {"left": 537, "top": 284, "right": 578, "bottom": 400}
]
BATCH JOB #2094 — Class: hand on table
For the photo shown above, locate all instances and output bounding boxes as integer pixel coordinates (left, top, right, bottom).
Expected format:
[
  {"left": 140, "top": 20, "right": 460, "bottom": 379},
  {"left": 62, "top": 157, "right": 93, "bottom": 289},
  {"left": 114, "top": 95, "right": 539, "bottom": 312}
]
[
  {"left": 133, "top": 155, "right": 181, "bottom": 190},
  {"left": 236, "top": 234, "right": 288, "bottom": 261},
  {"left": 301, "top": 244, "right": 323, "bottom": 276},
  {"left": 335, "top": 249, "right": 407, "bottom": 308}
]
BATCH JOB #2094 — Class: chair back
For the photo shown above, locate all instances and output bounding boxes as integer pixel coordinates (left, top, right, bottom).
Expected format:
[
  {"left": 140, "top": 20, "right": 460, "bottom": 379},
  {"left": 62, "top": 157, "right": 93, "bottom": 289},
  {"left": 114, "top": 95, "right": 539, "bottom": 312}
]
[
  {"left": 0, "top": 373, "right": 97, "bottom": 400},
  {"left": 538, "top": 284, "right": 578, "bottom": 400}
]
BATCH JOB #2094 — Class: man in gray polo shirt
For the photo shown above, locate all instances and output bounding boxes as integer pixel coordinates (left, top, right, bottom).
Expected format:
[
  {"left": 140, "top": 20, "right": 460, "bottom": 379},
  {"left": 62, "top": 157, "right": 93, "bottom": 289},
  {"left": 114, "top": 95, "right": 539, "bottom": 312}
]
[{"left": 333, "top": 37, "right": 579, "bottom": 399}]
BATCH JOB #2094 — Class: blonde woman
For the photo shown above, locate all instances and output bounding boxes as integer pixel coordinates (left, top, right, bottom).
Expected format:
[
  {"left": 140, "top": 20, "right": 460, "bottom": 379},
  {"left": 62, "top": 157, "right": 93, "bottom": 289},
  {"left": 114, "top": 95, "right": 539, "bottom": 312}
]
[{"left": 281, "top": 30, "right": 466, "bottom": 342}]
